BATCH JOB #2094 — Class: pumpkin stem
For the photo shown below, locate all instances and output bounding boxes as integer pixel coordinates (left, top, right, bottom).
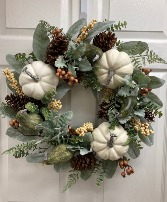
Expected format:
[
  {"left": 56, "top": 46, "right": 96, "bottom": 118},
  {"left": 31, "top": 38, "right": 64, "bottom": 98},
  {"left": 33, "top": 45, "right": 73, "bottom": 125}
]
[
  {"left": 105, "top": 69, "right": 114, "bottom": 87},
  {"left": 22, "top": 67, "right": 40, "bottom": 82},
  {"left": 107, "top": 132, "right": 117, "bottom": 148}
]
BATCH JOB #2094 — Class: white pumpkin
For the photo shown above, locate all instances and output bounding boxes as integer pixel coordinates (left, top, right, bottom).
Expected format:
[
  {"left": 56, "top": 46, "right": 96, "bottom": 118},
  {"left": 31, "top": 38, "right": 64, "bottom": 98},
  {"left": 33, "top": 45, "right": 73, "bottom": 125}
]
[
  {"left": 91, "top": 122, "right": 129, "bottom": 160},
  {"left": 95, "top": 49, "right": 133, "bottom": 89},
  {"left": 19, "top": 61, "right": 59, "bottom": 100}
]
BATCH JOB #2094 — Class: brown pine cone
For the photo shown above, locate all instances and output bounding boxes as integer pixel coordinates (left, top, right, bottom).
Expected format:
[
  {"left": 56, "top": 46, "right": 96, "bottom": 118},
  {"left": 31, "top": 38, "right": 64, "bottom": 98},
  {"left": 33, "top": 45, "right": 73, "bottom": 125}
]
[
  {"left": 5, "top": 94, "right": 33, "bottom": 112},
  {"left": 71, "top": 153, "right": 96, "bottom": 171},
  {"left": 93, "top": 31, "right": 117, "bottom": 52},
  {"left": 5, "top": 93, "right": 43, "bottom": 112},
  {"left": 45, "top": 28, "right": 69, "bottom": 66},
  {"left": 98, "top": 101, "right": 111, "bottom": 120},
  {"left": 145, "top": 111, "right": 155, "bottom": 122}
]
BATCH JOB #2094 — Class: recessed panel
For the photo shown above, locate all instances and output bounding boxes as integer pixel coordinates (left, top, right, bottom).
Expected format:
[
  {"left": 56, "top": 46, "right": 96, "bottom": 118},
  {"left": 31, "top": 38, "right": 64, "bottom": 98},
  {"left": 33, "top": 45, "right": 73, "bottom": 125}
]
[
  {"left": 6, "top": 0, "right": 61, "bottom": 28},
  {"left": 109, "top": 0, "right": 165, "bottom": 31}
]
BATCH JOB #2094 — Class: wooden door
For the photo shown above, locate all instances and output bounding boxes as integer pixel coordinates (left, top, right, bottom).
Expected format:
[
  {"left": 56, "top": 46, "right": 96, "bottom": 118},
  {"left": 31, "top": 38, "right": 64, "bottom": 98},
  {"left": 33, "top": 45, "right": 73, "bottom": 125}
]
[{"left": 0, "top": 0, "right": 167, "bottom": 202}]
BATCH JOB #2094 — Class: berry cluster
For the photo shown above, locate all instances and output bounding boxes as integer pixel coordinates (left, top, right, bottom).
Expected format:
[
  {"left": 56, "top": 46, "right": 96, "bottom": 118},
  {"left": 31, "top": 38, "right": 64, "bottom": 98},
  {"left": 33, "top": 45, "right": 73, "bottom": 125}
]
[
  {"left": 9, "top": 119, "right": 19, "bottom": 129},
  {"left": 75, "top": 19, "right": 97, "bottom": 43},
  {"left": 142, "top": 68, "right": 152, "bottom": 75},
  {"left": 131, "top": 118, "right": 154, "bottom": 136},
  {"left": 55, "top": 68, "right": 78, "bottom": 86},
  {"left": 140, "top": 87, "right": 152, "bottom": 96},
  {"left": 119, "top": 159, "right": 134, "bottom": 178}
]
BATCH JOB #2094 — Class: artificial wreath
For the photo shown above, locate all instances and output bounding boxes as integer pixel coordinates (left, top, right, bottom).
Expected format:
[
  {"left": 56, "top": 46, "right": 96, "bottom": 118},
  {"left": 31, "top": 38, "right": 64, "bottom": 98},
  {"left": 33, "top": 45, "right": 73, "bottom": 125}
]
[{"left": 0, "top": 19, "right": 166, "bottom": 191}]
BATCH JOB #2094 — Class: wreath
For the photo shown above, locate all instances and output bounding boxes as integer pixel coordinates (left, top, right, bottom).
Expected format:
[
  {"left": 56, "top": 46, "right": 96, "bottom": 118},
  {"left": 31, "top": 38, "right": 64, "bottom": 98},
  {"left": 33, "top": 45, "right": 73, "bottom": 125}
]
[{"left": 0, "top": 19, "right": 166, "bottom": 191}]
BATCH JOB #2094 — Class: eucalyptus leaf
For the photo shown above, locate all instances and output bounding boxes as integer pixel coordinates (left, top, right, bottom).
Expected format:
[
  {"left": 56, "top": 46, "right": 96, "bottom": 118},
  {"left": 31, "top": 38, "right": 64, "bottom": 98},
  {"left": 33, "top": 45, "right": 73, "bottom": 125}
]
[
  {"left": 26, "top": 153, "right": 45, "bottom": 163},
  {"left": 78, "top": 57, "right": 92, "bottom": 71},
  {"left": 102, "top": 160, "right": 118, "bottom": 179},
  {"left": 54, "top": 161, "right": 71, "bottom": 172},
  {"left": 70, "top": 43, "right": 86, "bottom": 59},
  {"left": 66, "top": 18, "right": 87, "bottom": 39},
  {"left": 6, "top": 127, "right": 39, "bottom": 142},
  {"left": 0, "top": 102, "right": 17, "bottom": 118},
  {"left": 80, "top": 169, "right": 93, "bottom": 181},
  {"left": 83, "top": 132, "right": 93, "bottom": 143},
  {"left": 134, "top": 109, "right": 145, "bottom": 117},
  {"left": 128, "top": 141, "right": 140, "bottom": 159},
  {"left": 80, "top": 148, "right": 92, "bottom": 155},
  {"left": 84, "top": 21, "right": 114, "bottom": 43},
  {"left": 55, "top": 81, "right": 72, "bottom": 100},
  {"left": 132, "top": 69, "right": 151, "bottom": 88},
  {"left": 138, "top": 132, "right": 154, "bottom": 146},
  {"left": 146, "top": 92, "right": 163, "bottom": 109},
  {"left": 6, "top": 54, "right": 25, "bottom": 74},
  {"left": 148, "top": 76, "right": 165, "bottom": 89},
  {"left": 33, "top": 23, "right": 50, "bottom": 61},
  {"left": 117, "top": 41, "right": 149, "bottom": 55}
]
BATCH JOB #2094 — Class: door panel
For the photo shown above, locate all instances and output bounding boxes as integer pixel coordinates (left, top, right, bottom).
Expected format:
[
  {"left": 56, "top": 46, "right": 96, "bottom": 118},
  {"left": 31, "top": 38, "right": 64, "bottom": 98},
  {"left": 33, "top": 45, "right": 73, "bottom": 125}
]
[{"left": 0, "top": 1, "right": 167, "bottom": 202}]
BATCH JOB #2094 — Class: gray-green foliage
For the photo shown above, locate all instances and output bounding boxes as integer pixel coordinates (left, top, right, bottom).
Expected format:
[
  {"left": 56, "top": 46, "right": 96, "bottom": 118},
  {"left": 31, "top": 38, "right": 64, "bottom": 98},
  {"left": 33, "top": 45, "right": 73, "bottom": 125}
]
[
  {"left": 6, "top": 127, "right": 39, "bottom": 142},
  {"left": 33, "top": 22, "right": 50, "bottom": 61},
  {"left": 3, "top": 140, "right": 37, "bottom": 158},
  {"left": 66, "top": 18, "right": 87, "bottom": 39},
  {"left": 6, "top": 54, "right": 25, "bottom": 74},
  {"left": 26, "top": 153, "right": 45, "bottom": 163},
  {"left": 55, "top": 81, "right": 72, "bottom": 100},
  {"left": 63, "top": 171, "right": 80, "bottom": 191},
  {"left": 118, "top": 41, "right": 149, "bottom": 55},
  {"left": 84, "top": 21, "right": 114, "bottom": 42},
  {"left": 132, "top": 69, "right": 151, "bottom": 88},
  {"left": 148, "top": 76, "right": 165, "bottom": 89},
  {"left": 54, "top": 161, "right": 71, "bottom": 172},
  {"left": 0, "top": 102, "right": 16, "bottom": 118},
  {"left": 102, "top": 160, "right": 118, "bottom": 179},
  {"left": 128, "top": 141, "right": 140, "bottom": 159}
]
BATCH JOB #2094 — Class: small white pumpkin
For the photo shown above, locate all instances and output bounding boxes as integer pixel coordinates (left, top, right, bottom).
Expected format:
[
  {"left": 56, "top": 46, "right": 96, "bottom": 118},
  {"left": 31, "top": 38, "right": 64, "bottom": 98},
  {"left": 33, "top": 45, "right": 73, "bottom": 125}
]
[
  {"left": 19, "top": 61, "right": 59, "bottom": 100},
  {"left": 95, "top": 49, "right": 133, "bottom": 89},
  {"left": 91, "top": 122, "right": 129, "bottom": 160}
]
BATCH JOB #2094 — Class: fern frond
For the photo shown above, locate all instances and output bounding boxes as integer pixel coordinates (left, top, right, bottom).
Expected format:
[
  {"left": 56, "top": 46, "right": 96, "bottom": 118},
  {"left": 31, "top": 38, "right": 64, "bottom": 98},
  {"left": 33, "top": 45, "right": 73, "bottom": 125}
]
[
  {"left": 63, "top": 171, "right": 80, "bottom": 192},
  {"left": 3, "top": 141, "right": 37, "bottom": 158}
]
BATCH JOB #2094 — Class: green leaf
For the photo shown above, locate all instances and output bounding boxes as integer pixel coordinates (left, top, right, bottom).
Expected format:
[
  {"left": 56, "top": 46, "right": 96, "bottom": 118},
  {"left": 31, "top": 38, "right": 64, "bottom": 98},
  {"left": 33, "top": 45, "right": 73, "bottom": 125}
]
[
  {"left": 148, "top": 76, "right": 165, "bottom": 89},
  {"left": 134, "top": 109, "right": 145, "bottom": 117},
  {"left": 6, "top": 54, "right": 25, "bottom": 74},
  {"left": 0, "top": 102, "right": 17, "bottom": 118},
  {"left": 132, "top": 69, "right": 151, "bottom": 88},
  {"left": 117, "top": 41, "right": 149, "bottom": 55},
  {"left": 70, "top": 43, "right": 86, "bottom": 60},
  {"left": 26, "top": 153, "right": 45, "bottom": 163},
  {"left": 54, "top": 161, "right": 71, "bottom": 172},
  {"left": 128, "top": 141, "right": 140, "bottom": 159},
  {"left": 80, "top": 169, "right": 93, "bottom": 181},
  {"left": 78, "top": 57, "right": 92, "bottom": 71},
  {"left": 102, "top": 160, "right": 118, "bottom": 179},
  {"left": 147, "top": 92, "right": 163, "bottom": 109},
  {"left": 55, "top": 81, "right": 72, "bottom": 100},
  {"left": 84, "top": 21, "right": 114, "bottom": 42},
  {"left": 138, "top": 132, "right": 154, "bottom": 146},
  {"left": 66, "top": 18, "right": 87, "bottom": 39},
  {"left": 63, "top": 171, "right": 80, "bottom": 192},
  {"left": 118, "top": 116, "right": 131, "bottom": 124},
  {"left": 33, "top": 22, "right": 50, "bottom": 61},
  {"left": 6, "top": 127, "right": 39, "bottom": 142},
  {"left": 55, "top": 56, "right": 67, "bottom": 68},
  {"left": 119, "top": 97, "right": 137, "bottom": 118},
  {"left": 83, "top": 132, "right": 93, "bottom": 143}
]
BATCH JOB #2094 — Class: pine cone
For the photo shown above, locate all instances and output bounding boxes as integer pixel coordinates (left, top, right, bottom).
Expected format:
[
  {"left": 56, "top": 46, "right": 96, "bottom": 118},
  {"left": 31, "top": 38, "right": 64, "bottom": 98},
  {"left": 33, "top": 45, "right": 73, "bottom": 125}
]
[
  {"left": 5, "top": 93, "right": 42, "bottom": 112},
  {"left": 45, "top": 29, "right": 69, "bottom": 66},
  {"left": 71, "top": 153, "right": 96, "bottom": 171},
  {"left": 98, "top": 101, "right": 111, "bottom": 120},
  {"left": 145, "top": 111, "right": 155, "bottom": 122},
  {"left": 93, "top": 31, "right": 117, "bottom": 52}
]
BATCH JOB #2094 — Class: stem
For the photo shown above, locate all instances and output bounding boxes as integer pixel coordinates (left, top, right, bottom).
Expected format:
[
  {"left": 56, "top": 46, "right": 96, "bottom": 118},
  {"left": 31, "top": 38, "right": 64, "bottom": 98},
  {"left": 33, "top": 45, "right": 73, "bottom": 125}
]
[{"left": 22, "top": 67, "right": 40, "bottom": 82}]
